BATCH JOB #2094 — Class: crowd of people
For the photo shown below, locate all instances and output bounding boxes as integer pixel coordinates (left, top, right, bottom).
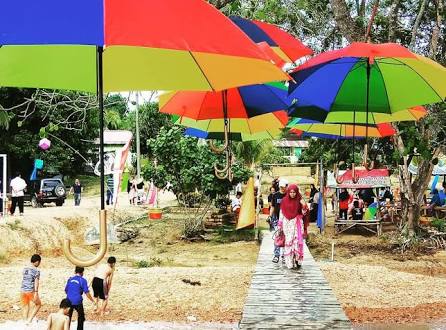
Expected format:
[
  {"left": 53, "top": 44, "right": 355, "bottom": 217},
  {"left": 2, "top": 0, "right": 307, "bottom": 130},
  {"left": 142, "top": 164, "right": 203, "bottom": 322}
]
[{"left": 20, "top": 254, "right": 116, "bottom": 329}]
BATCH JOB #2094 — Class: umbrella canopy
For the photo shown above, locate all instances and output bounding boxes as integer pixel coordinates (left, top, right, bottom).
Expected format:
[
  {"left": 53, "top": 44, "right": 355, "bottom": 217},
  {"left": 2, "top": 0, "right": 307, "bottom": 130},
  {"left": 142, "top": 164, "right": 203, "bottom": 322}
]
[
  {"left": 298, "top": 105, "right": 427, "bottom": 125},
  {"left": 175, "top": 110, "right": 289, "bottom": 135},
  {"left": 289, "top": 121, "right": 395, "bottom": 139},
  {"left": 0, "top": 0, "right": 287, "bottom": 92},
  {"left": 288, "top": 42, "right": 446, "bottom": 122},
  {"left": 159, "top": 82, "right": 289, "bottom": 120},
  {"left": 185, "top": 127, "right": 282, "bottom": 141},
  {"left": 229, "top": 16, "right": 313, "bottom": 63}
]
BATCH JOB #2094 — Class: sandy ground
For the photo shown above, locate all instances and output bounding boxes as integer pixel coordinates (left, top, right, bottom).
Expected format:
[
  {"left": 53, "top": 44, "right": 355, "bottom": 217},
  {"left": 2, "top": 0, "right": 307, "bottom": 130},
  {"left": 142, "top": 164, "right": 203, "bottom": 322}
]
[
  {"left": 0, "top": 194, "right": 259, "bottom": 327},
  {"left": 309, "top": 211, "right": 446, "bottom": 325}
]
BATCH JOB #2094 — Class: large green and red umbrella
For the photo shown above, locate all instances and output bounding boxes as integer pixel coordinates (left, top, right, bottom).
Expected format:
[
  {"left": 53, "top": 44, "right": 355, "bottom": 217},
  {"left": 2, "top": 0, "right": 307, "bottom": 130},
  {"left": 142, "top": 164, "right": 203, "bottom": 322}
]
[
  {"left": 0, "top": 1, "right": 287, "bottom": 92},
  {"left": 288, "top": 42, "right": 446, "bottom": 123},
  {"left": 0, "top": 0, "right": 288, "bottom": 266}
]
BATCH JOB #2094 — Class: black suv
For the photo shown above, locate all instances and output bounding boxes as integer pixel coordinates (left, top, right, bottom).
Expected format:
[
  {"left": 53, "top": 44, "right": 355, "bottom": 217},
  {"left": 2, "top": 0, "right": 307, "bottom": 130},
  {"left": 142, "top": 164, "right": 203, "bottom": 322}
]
[{"left": 25, "top": 178, "right": 67, "bottom": 207}]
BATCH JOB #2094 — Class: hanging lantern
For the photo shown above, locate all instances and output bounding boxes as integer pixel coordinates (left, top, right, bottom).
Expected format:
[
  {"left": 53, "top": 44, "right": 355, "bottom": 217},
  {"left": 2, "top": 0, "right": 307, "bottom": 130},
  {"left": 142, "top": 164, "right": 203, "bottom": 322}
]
[{"left": 38, "top": 138, "right": 51, "bottom": 150}]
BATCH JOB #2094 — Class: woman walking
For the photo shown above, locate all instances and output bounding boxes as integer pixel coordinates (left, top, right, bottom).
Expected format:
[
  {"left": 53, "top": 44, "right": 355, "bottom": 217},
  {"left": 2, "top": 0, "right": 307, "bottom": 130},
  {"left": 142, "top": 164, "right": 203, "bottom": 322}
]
[{"left": 278, "top": 184, "right": 305, "bottom": 269}]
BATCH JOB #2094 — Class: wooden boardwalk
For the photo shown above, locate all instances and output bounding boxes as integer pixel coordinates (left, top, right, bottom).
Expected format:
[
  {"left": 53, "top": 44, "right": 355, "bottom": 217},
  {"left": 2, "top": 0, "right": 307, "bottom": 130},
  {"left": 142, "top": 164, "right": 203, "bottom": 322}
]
[{"left": 239, "top": 231, "right": 351, "bottom": 329}]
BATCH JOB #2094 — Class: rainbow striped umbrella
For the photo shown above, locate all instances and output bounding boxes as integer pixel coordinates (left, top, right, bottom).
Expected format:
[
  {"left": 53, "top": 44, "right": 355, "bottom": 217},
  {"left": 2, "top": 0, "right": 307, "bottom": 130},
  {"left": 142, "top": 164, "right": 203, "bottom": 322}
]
[
  {"left": 230, "top": 16, "right": 312, "bottom": 64},
  {"left": 175, "top": 111, "right": 289, "bottom": 135},
  {"left": 288, "top": 43, "right": 446, "bottom": 123},
  {"left": 184, "top": 127, "right": 282, "bottom": 141},
  {"left": 0, "top": 1, "right": 287, "bottom": 93}
]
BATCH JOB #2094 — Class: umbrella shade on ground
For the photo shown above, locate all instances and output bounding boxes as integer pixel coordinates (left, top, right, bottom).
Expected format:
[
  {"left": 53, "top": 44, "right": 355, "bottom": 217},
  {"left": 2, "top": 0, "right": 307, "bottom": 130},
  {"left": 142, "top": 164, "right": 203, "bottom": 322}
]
[
  {"left": 288, "top": 43, "right": 446, "bottom": 122},
  {"left": 159, "top": 82, "right": 289, "bottom": 120},
  {"left": 288, "top": 120, "right": 395, "bottom": 139},
  {"left": 175, "top": 111, "right": 288, "bottom": 135},
  {"left": 0, "top": 0, "right": 287, "bottom": 93},
  {"left": 229, "top": 16, "right": 313, "bottom": 64},
  {"left": 185, "top": 127, "right": 282, "bottom": 141}
]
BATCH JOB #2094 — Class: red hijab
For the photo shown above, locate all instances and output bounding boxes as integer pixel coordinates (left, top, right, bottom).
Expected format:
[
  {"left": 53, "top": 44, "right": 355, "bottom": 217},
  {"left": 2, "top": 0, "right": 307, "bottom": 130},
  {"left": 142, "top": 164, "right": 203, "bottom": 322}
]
[{"left": 280, "top": 184, "right": 302, "bottom": 219}]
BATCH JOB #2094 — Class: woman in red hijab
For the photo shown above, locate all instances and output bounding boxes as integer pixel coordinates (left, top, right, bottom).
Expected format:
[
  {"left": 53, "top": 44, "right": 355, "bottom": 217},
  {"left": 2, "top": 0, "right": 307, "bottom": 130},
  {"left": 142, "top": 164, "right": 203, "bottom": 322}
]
[{"left": 278, "top": 184, "right": 306, "bottom": 269}]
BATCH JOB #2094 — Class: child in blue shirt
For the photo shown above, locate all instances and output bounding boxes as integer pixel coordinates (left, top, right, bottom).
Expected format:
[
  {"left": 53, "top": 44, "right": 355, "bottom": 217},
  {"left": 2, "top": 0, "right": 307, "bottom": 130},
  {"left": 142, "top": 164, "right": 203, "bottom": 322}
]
[{"left": 65, "top": 266, "right": 95, "bottom": 330}]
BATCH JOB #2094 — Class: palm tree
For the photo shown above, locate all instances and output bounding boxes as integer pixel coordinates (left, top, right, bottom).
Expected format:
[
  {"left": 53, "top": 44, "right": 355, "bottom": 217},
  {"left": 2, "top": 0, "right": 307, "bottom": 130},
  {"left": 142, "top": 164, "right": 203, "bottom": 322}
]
[{"left": 234, "top": 140, "right": 273, "bottom": 169}]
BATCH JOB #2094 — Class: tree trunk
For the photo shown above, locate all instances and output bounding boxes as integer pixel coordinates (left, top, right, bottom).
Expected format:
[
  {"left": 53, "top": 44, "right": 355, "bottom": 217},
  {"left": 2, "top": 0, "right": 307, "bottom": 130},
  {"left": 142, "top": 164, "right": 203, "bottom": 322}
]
[
  {"left": 388, "top": 0, "right": 401, "bottom": 42},
  {"left": 429, "top": 0, "right": 444, "bottom": 59},
  {"left": 409, "top": 0, "right": 428, "bottom": 50},
  {"left": 330, "top": 0, "right": 364, "bottom": 42}
]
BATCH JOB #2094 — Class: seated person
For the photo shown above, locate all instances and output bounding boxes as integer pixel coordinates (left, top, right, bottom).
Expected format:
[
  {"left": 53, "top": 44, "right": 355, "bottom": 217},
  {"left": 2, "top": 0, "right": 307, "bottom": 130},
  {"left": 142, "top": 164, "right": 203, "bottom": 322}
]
[
  {"left": 429, "top": 189, "right": 443, "bottom": 210},
  {"left": 232, "top": 191, "right": 242, "bottom": 214},
  {"left": 352, "top": 200, "right": 364, "bottom": 220}
]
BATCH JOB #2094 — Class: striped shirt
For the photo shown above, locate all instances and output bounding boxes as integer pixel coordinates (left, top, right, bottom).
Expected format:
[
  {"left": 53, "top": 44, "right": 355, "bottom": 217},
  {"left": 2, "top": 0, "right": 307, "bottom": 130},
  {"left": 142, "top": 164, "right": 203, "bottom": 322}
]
[
  {"left": 106, "top": 177, "right": 114, "bottom": 193},
  {"left": 21, "top": 266, "right": 40, "bottom": 292}
]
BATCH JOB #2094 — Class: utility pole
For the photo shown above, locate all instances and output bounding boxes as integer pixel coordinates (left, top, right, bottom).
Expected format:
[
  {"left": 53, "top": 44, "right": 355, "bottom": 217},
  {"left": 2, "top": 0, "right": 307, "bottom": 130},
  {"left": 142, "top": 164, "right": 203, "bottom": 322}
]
[{"left": 135, "top": 92, "right": 141, "bottom": 180}]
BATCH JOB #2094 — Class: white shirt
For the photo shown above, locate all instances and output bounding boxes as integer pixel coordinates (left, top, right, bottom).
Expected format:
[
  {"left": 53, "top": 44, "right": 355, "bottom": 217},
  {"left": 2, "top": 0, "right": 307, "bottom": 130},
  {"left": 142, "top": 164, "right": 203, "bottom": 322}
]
[
  {"left": 10, "top": 177, "right": 27, "bottom": 197},
  {"left": 232, "top": 197, "right": 242, "bottom": 211}
]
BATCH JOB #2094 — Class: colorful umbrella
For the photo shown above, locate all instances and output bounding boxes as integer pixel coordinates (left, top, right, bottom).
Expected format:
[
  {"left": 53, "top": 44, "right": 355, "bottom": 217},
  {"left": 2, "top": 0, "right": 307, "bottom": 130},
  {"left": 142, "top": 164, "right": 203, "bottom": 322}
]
[
  {"left": 0, "top": 0, "right": 288, "bottom": 267},
  {"left": 288, "top": 42, "right": 446, "bottom": 123},
  {"left": 159, "top": 83, "right": 289, "bottom": 120},
  {"left": 175, "top": 111, "right": 289, "bottom": 135},
  {"left": 185, "top": 127, "right": 282, "bottom": 141},
  {"left": 0, "top": 1, "right": 287, "bottom": 92},
  {"left": 229, "top": 16, "right": 313, "bottom": 64},
  {"left": 289, "top": 122, "right": 395, "bottom": 139}
]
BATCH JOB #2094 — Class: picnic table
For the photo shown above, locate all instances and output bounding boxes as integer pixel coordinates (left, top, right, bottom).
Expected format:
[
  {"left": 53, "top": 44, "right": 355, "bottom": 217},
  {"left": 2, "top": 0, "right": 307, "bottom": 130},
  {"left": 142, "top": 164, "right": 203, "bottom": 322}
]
[
  {"left": 421, "top": 205, "right": 446, "bottom": 218},
  {"left": 334, "top": 218, "right": 382, "bottom": 236}
]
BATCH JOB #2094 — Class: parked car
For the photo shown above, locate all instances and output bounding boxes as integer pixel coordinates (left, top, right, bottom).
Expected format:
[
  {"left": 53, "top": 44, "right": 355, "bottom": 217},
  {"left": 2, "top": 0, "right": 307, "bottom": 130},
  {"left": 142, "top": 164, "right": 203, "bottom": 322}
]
[{"left": 25, "top": 177, "right": 67, "bottom": 207}]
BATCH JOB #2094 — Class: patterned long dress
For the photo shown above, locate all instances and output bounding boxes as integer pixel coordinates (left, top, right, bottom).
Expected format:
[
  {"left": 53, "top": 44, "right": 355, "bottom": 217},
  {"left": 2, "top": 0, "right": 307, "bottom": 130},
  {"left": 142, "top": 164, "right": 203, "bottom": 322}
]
[{"left": 279, "top": 212, "right": 304, "bottom": 269}]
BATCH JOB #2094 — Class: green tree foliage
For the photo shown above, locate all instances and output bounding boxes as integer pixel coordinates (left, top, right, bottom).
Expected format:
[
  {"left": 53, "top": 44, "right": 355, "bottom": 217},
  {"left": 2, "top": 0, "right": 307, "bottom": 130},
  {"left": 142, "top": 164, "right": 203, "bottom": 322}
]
[
  {"left": 123, "top": 102, "right": 173, "bottom": 156},
  {"left": 142, "top": 126, "right": 251, "bottom": 199}
]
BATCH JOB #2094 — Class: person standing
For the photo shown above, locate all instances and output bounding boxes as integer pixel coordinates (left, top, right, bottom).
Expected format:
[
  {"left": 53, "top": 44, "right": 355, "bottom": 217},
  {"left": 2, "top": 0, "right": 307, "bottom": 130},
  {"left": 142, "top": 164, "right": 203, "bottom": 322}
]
[
  {"left": 277, "top": 184, "right": 305, "bottom": 269},
  {"left": 338, "top": 188, "right": 350, "bottom": 220},
  {"left": 106, "top": 175, "right": 114, "bottom": 206},
  {"left": 21, "top": 254, "right": 42, "bottom": 325},
  {"left": 70, "top": 179, "right": 83, "bottom": 206},
  {"left": 270, "top": 179, "right": 287, "bottom": 263},
  {"left": 309, "top": 186, "right": 319, "bottom": 223},
  {"left": 65, "top": 266, "right": 95, "bottom": 330},
  {"left": 10, "top": 172, "right": 27, "bottom": 216},
  {"left": 91, "top": 256, "right": 116, "bottom": 316}
]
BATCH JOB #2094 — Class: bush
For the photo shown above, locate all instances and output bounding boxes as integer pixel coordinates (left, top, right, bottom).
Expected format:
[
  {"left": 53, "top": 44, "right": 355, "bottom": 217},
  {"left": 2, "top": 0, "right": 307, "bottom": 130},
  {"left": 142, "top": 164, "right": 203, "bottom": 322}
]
[
  {"left": 182, "top": 217, "right": 205, "bottom": 239},
  {"left": 431, "top": 218, "right": 446, "bottom": 232},
  {"left": 134, "top": 257, "right": 163, "bottom": 268}
]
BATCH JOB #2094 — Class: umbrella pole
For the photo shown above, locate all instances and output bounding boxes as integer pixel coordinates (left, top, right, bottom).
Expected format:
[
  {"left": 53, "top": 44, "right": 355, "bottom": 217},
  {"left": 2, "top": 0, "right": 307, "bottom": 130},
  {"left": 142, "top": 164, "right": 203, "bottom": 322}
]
[
  {"left": 62, "top": 46, "right": 108, "bottom": 267},
  {"left": 364, "top": 60, "right": 374, "bottom": 170},
  {"left": 98, "top": 46, "right": 105, "bottom": 210}
]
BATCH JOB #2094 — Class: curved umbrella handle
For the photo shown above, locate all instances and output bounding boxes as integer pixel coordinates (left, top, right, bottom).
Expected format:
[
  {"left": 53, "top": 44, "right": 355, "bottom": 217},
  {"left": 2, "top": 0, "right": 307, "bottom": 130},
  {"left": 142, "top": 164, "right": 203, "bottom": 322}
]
[
  {"left": 63, "top": 210, "right": 108, "bottom": 267},
  {"left": 215, "top": 166, "right": 228, "bottom": 179},
  {"left": 362, "top": 144, "right": 375, "bottom": 170},
  {"left": 209, "top": 140, "right": 227, "bottom": 154},
  {"left": 352, "top": 163, "right": 360, "bottom": 184}
]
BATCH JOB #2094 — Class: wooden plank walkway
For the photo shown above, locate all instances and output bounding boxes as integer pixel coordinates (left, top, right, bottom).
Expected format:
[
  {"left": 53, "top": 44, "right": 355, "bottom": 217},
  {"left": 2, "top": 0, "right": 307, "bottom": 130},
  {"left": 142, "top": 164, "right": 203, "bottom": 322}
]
[{"left": 239, "top": 231, "right": 351, "bottom": 329}]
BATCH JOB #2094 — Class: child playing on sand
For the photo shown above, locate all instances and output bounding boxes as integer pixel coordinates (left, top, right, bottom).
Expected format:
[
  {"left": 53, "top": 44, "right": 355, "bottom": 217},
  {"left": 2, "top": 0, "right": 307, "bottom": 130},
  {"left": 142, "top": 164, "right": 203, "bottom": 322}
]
[
  {"left": 91, "top": 256, "right": 116, "bottom": 316},
  {"left": 21, "top": 254, "right": 42, "bottom": 324},
  {"left": 65, "top": 266, "right": 95, "bottom": 330},
  {"left": 46, "top": 298, "right": 71, "bottom": 330}
]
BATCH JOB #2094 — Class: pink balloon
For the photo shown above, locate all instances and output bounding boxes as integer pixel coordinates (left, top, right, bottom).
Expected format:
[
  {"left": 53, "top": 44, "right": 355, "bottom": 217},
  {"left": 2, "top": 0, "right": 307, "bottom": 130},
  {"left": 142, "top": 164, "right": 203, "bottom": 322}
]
[{"left": 39, "top": 138, "right": 51, "bottom": 150}]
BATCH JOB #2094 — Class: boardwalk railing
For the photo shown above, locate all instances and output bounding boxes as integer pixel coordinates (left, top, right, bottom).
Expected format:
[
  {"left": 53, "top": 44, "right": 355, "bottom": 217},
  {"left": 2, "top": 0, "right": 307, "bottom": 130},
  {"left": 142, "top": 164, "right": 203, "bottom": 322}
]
[{"left": 239, "top": 231, "right": 351, "bottom": 329}]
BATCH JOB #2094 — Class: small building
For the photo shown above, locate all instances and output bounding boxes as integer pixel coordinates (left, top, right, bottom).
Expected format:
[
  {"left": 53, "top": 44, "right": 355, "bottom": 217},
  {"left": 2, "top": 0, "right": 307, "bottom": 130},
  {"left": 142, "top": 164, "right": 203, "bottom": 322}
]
[{"left": 273, "top": 139, "right": 309, "bottom": 164}]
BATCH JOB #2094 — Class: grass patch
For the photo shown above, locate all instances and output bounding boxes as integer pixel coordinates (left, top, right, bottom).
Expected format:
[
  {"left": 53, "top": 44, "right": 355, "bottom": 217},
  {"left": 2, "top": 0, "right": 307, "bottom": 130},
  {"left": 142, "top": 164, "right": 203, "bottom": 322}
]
[
  {"left": 7, "top": 220, "right": 21, "bottom": 231},
  {"left": 431, "top": 218, "right": 446, "bottom": 232},
  {"left": 211, "top": 226, "right": 257, "bottom": 244},
  {"left": 133, "top": 257, "right": 163, "bottom": 268}
]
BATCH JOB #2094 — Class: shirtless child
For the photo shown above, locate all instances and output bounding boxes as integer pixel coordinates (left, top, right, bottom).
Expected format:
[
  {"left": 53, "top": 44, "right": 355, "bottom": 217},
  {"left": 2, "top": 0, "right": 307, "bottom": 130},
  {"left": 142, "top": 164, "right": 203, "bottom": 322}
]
[
  {"left": 47, "top": 298, "right": 71, "bottom": 330},
  {"left": 91, "top": 256, "right": 116, "bottom": 316}
]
